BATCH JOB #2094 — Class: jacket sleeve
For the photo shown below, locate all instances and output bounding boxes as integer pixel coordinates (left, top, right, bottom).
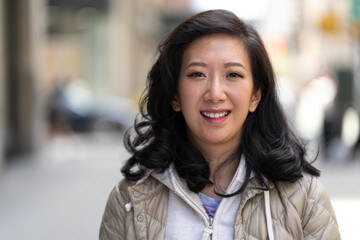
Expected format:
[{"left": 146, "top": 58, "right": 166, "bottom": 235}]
[
  {"left": 302, "top": 176, "right": 341, "bottom": 240},
  {"left": 99, "top": 181, "right": 128, "bottom": 240}
]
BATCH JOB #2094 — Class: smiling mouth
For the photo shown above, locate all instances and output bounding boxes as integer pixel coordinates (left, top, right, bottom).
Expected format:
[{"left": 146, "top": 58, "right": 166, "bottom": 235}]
[{"left": 200, "top": 111, "right": 230, "bottom": 119}]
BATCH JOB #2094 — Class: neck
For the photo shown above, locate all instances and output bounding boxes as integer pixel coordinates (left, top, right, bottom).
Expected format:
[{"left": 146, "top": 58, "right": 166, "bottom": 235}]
[
  {"left": 187, "top": 134, "right": 241, "bottom": 197},
  {"left": 201, "top": 157, "right": 240, "bottom": 198},
  {"left": 197, "top": 144, "right": 240, "bottom": 198},
  {"left": 205, "top": 150, "right": 236, "bottom": 175},
  {"left": 195, "top": 142, "right": 240, "bottom": 174}
]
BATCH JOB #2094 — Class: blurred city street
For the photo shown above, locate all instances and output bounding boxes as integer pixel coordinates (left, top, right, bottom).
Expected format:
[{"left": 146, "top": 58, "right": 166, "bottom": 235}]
[
  {"left": 0, "top": 132, "right": 359, "bottom": 240},
  {"left": 1, "top": 0, "right": 360, "bottom": 239}
]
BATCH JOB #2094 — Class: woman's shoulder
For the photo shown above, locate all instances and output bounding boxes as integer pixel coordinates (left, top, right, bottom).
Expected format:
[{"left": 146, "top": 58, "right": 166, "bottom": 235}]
[
  {"left": 275, "top": 173, "right": 327, "bottom": 197},
  {"left": 115, "top": 174, "right": 165, "bottom": 197},
  {"left": 116, "top": 177, "right": 136, "bottom": 192},
  {"left": 102, "top": 175, "right": 165, "bottom": 214},
  {"left": 275, "top": 174, "right": 340, "bottom": 238},
  {"left": 104, "top": 178, "right": 135, "bottom": 209},
  {"left": 274, "top": 173, "right": 334, "bottom": 217},
  {"left": 269, "top": 173, "right": 340, "bottom": 238}
]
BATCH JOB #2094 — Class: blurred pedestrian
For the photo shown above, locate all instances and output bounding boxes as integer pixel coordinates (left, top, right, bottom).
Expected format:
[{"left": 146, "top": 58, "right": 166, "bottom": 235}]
[{"left": 100, "top": 10, "right": 340, "bottom": 239}]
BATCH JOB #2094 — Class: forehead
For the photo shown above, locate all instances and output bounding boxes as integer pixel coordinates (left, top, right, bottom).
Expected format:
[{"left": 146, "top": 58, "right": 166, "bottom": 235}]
[{"left": 182, "top": 34, "right": 250, "bottom": 68}]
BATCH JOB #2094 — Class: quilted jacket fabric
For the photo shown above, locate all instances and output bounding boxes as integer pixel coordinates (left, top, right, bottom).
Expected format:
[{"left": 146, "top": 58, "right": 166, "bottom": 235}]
[{"left": 99, "top": 173, "right": 341, "bottom": 239}]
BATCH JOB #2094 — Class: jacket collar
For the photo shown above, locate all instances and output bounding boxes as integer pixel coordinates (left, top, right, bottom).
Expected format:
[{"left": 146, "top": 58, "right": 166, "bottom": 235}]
[
  {"left": 150, "top": 154, "right": 265, "bottom": 197},
  {"left": 130, "top": 155, "right": 275, "bottom": 202}
]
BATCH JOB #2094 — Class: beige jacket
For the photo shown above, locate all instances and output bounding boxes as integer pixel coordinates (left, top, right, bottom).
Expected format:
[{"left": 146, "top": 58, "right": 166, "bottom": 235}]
[{"left": 100, "top": 172, "right": 340, "bottom": 239}]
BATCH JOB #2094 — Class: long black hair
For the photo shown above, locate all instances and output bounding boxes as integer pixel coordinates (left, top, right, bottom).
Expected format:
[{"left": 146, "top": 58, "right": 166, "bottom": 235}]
[{"left": 122, "top": 9, "right": 320, "bottom": 195}]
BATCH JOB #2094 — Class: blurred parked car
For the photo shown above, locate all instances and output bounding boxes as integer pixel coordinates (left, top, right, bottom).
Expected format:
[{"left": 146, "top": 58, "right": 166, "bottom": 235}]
[{"left": 48, "top": 81, "right": 137, "bottom": 133}]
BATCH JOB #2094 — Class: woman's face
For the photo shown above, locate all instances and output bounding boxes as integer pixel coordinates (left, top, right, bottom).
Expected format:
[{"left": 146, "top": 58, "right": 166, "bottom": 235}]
[{"left": 173, "top": 34, "right": 261, "bottom": 154}]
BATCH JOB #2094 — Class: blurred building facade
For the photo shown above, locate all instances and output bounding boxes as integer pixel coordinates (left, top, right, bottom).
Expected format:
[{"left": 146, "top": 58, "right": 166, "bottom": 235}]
[
  {"left": 1, "top": 0, "right": 47, "bottom": 172},
  {"left": 0, "top": 0, "right": 191, "bottom": 172},
  {"left": 0, "top": 0, "right": 5, "bottom": 171}
]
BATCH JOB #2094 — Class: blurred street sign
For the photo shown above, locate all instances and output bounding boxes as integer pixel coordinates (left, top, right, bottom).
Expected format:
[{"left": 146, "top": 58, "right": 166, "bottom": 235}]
[
  {"left": 320, "top": 10, "right": 338, "bottom": 34},
  {"left": 352, "top": 0, "right": 360, "bottom": 24},
  {"left": 352, "top": 0, "right": 360, "bottom": 36}
]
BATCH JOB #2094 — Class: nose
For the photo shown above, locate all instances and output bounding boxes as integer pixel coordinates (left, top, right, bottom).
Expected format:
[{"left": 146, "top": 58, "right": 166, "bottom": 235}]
[{"left": 203, "top": 74, "right": 226, "bottom": 104}]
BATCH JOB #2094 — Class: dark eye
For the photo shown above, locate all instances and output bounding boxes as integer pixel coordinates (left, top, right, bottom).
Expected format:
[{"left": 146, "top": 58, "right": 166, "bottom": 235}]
[
  {"left": 228, "top": 73, "right": 243, "bottom": 78},
  {"left": 188, "top": 72, "right": 205, "bottom": 78}
]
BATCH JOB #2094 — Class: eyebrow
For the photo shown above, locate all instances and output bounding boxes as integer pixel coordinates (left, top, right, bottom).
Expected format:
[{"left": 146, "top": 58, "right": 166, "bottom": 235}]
[
  {"left": 185, "top": 61, "right": 247, "bottom": 71},
  {"left": 224, "top": 62, "right": 247, "bottom": 70},
  {"left": 185, "top": 62, "right": 207, "bottom": 70}
]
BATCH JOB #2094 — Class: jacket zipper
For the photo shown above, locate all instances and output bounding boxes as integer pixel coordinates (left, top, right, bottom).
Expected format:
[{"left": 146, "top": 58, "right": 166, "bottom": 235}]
[
  {"left": 172, "top": 174, "right": 214, "bottom": 229},
  {"left": 208, "top": 217, "right": 214, "bottom": 229},
  {"left": 202, "top": 217, "right": 214, "bottom": 240}
]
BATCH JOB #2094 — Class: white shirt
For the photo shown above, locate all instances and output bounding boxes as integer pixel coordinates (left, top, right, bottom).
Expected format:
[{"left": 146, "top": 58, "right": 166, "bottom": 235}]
[{"left": 152, "top": 156, "right": 248, "bottom": 240}]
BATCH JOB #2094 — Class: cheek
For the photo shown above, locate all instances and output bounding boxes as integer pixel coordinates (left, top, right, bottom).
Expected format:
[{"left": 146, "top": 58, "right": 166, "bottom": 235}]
[
  {"left": 178, "top": 83, "right": 201, "bottom": 109},
  {"left": 229, "top": 86, "right": 253, "bottom": 106}
]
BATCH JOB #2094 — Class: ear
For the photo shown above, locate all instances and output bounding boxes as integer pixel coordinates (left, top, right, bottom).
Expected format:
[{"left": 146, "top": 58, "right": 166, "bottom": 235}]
[
  {"left": 172, "top": 96, "right": 181, "bottom": 112},
  {"left": 249, "top": 88, "right": 261, "bottom": 112}
]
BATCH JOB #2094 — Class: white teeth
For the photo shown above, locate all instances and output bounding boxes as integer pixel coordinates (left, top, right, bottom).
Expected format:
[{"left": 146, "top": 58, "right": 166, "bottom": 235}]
[{"left": 201, "top": 111, "right": 229, "bottom": 118}]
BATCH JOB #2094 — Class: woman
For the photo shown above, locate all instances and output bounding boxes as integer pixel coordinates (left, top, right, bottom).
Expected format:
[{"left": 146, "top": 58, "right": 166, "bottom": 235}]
[{"left": 100, "top": 10, "right": 340, "bottom": 240}]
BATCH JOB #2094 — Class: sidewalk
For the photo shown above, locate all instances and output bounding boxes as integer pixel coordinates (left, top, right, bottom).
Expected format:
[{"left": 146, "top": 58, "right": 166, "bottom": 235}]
[
  {"left": 316, "top": 161, "right": 360, "bottom": 240},
  {"left": 0, "top": 132, "right": 359, "bottom": 239},
  {"left": 0, "top": 132, "right": 127, "bottom": 240}
]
